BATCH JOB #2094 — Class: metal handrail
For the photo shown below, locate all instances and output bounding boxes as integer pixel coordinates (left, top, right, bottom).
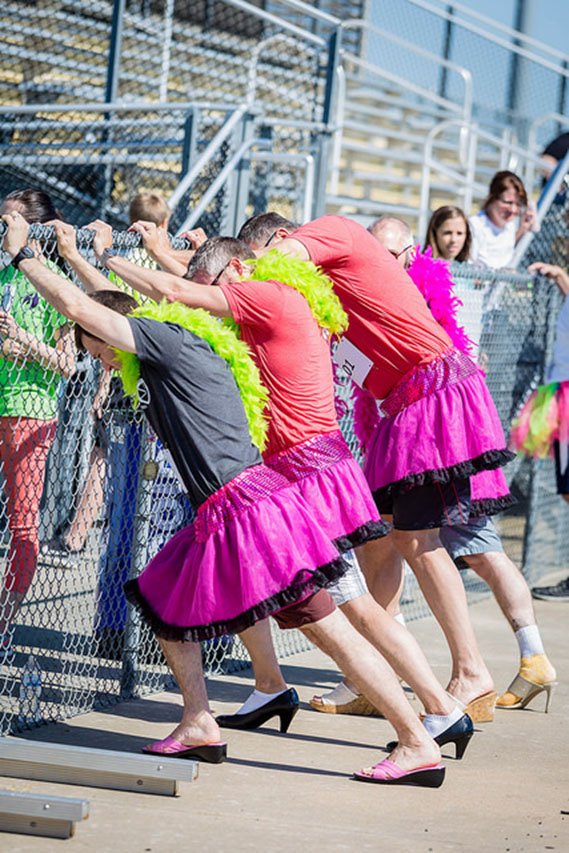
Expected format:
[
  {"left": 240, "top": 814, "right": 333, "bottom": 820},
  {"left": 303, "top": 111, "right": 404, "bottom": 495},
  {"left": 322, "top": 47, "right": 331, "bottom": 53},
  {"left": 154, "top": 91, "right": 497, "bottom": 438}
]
[
  {"left": 341, "top": 53, "right": 465, "bottom": 116},
  {"left": 526, "top": 113, "right": 569, "bottom": 191},
  {"left": 408, "top": 0, "right": 569, "bottom": 78},
  {"left": 0, "top": 100, "right": 238, "bottom": 117},
  {"left": 175, "top": 142, "right": 316, "bottom": 235},
  {"left": 341, "top": 18, "right": 473, "bottom": 123},
  {"left": 166, "top": 105, "right": 253, "bottom": 212},
  {"left": 410, "top": 0, "right": 569, "bottom": 66},
  {"left": 174, "top": 136, "right": 269, "bottom": 234},
  {"left": 418, "top": 118, "right": 546, "bottom": 239},
  {"left": 511, "top": 148, "right": 569, "bottom": 268},
  {"left": 220, "top": 0, "right": 326, "bottom": 47},
  {"left": 246, "top": 34, "right": 319, "bottom": 107}
]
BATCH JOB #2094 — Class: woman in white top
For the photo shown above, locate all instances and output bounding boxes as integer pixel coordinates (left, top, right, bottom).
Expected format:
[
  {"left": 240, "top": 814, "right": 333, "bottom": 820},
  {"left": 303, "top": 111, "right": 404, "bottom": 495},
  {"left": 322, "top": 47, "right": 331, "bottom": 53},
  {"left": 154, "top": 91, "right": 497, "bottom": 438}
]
[{"left": 469, "top": 171, "right": 537, "bottom": 269}]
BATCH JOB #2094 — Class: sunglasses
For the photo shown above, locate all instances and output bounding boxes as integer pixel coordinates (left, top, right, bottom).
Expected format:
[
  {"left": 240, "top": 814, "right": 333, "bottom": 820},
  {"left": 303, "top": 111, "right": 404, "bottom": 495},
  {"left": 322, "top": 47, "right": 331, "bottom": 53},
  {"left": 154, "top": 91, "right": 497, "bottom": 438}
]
[
  {"left": 211, "top": 261, "right": 230, "bottom": 286},
  {"left": 387, "top": 244, "right": 413, "bottom": 260}
]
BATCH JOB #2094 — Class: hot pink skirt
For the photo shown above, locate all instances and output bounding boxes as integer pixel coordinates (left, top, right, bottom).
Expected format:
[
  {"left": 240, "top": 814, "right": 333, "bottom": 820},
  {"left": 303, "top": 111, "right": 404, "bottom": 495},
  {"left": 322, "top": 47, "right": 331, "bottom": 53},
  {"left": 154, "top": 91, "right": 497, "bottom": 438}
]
[
  {"left": 125, "top": 463, "right": 347, "bottom": 641},
  {"left": 469, "top": 468, "right": 515, "bottom": 517},
  {"left": 265, "top": 430, "right": 389, "bottom": 551},
  {"left": 363, "top": 349, "right": 514, "bottom": 498}
]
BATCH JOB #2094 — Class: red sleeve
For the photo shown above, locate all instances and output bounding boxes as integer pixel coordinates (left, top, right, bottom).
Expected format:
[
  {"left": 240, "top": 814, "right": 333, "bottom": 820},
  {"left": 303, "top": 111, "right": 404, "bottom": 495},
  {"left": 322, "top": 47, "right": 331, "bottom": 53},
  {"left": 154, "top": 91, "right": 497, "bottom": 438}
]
[
  {"left": 219, "top": 279, "right": 286, "bottom": 328},
  {"left": 291, "top": 215, "right": 354, "bottom": 267}
]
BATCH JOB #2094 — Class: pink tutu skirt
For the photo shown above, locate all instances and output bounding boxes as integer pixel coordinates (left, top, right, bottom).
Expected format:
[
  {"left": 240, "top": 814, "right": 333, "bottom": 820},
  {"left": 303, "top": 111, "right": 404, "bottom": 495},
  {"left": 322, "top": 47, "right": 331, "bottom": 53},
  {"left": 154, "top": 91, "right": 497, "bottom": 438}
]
[
  {"left": 125, "top": 463, "right": 347, "bottom": 641},
  {"left": 364, "top": 349, "right": 514, "bottom": 497},
  {"left": 265, "top": 430, "right": 389, "bottom": 551},
  {"left": 469, "top": 468, "right": 515, "bottom": 517}
]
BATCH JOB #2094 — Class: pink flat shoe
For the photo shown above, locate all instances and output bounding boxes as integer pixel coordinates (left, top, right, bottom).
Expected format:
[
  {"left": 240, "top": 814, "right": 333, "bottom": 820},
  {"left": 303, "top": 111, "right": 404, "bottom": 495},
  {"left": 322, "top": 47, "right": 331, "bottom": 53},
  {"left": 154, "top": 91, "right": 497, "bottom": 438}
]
[
  {"left": 142, "top": 735, "right": 227, "bottom": 764},
  {"left": 353, "top": 758, "right": 445, "bottom": 787}
]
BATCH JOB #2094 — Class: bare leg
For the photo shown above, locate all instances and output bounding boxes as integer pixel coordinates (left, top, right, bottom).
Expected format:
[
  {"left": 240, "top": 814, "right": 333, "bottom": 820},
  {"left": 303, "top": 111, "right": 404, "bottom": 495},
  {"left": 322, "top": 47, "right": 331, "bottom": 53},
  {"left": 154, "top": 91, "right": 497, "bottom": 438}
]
[
  {"left": 462, "top": 551, "right": 536, "bottom": 631},
  {"left": 391, "top": 527, "right": 494, "bottom": 705},
  {"left": 238, "top": 620, "right": 288, "bottom": 693},
  {"left": 463, "top": 551, "right": 556, "bottom": 699},
  {"left": 64, "top": 446, "right": 106, "bottom": 552},
  {"left": 338, "top": 593, "right": 454, "bottom": 714},
  {"left": 158, "top": 638, "right": 221, "bottom": 744},
  {"left": 356, "top": 530, "right": 405, "bottom": 617},
  {"left": 0, "top": 588, "right": 25, "bottom": 637},
  {"left": 301, "top": 609, "right": 440, "bottom": 771}
]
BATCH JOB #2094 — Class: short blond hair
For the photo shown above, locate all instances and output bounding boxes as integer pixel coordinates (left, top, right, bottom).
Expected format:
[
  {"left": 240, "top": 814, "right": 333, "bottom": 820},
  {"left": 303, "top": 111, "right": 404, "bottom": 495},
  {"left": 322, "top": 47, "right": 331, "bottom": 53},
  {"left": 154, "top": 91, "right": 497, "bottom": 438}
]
[{"left": 128, "top": 191, "right": 170, "bottom": 226}]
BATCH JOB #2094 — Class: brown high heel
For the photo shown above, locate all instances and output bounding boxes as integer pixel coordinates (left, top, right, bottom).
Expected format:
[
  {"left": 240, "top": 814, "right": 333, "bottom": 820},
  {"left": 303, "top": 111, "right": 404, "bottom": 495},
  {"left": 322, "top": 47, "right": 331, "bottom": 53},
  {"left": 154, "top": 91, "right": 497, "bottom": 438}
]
[
  {"left": 463, "top": 690, "right": 497, "bottom": 723},
  {"left": 497, "top": 674, "right": 557, "bottom": 712}
]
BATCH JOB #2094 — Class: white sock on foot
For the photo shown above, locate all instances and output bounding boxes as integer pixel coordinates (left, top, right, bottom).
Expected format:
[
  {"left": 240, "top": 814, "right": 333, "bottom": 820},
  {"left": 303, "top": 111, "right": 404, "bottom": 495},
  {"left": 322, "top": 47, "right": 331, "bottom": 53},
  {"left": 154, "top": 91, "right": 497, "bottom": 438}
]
[
  {"left": 236, "top": 688, "right": 288, "bottom": 715},
  {"left": 394, "top": 612, "right": 406, "bottom": 626},
  {"left": 515, "top": 624, "right": 545, "bottom": 658},
  {"left": 422, "top": 705, "right": 464, "bottom": 738}
]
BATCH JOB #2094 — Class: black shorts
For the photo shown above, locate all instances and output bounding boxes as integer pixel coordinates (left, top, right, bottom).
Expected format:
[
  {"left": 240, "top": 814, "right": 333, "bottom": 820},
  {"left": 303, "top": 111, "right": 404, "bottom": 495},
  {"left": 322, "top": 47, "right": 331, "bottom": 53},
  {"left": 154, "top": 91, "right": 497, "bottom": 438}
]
[
  {"left": 374, "top": 477, "right": 472, "bottom": 531},
  {"left": 554, "top": 440, "right": 569, "bottom": 495}
]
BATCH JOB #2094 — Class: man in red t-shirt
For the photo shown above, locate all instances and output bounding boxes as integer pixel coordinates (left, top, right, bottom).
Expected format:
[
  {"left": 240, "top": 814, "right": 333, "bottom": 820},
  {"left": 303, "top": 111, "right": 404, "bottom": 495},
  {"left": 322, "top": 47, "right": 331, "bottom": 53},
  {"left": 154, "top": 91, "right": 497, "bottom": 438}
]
[{"left": 251, "top": 214, "right": 508, "bottom": 719}]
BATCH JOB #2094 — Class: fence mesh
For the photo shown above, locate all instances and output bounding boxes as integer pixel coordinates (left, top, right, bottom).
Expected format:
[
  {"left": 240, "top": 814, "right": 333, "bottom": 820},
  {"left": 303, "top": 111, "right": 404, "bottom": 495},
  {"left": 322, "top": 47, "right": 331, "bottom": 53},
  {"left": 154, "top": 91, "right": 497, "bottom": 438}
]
[{"left": 0, "top": 221, "right": 567, "bottom": 736}]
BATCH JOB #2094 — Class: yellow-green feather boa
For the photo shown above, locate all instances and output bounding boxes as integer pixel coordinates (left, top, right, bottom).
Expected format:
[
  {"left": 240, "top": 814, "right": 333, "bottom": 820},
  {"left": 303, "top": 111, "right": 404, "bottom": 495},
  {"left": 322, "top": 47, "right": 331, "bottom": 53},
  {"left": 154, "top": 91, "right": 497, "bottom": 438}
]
[
  {"left": 248, "top": 249, "right": 348, "bottom": 335},
  {"left": 113, "top": 301, "right": 269, "bottom": 451}
]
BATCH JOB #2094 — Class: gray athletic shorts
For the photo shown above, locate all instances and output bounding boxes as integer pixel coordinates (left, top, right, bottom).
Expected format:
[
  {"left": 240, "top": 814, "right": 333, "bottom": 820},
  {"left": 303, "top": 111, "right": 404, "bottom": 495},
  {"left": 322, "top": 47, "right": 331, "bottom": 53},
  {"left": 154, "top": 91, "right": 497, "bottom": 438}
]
[
  {"left": 439, "top": 515, "right": 504, "bottom": 561},
  {"left": 327, "top": 549, "right": 368, "bottom": 605}
]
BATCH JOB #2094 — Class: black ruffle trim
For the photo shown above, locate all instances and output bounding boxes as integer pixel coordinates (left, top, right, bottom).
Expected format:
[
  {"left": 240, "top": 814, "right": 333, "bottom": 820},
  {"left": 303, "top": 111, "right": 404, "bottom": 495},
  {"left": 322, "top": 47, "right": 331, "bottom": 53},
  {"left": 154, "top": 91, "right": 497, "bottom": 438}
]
[
  {"left": 334, "top": 519, "right": 391, "bottom": 552},
  {"left": 469, "top": 493, "right": 518, "bottom": 518},
  {"left": 374, "top": 448, "right": 515, "bottom": 499},
  {"left": 124, "top": 554, "right": 348, "bottom": 642}
]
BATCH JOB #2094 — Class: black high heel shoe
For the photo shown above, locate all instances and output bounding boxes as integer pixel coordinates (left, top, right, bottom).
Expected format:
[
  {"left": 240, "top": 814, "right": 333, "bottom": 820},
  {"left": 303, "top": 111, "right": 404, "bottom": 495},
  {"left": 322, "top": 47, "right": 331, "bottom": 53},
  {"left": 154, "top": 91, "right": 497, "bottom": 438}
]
[
  {"left": 386, "top": 713, "right": 474, "bottom": 760},
  {"left": 216, "top": 688, "right": 300, "bottom": 733}
]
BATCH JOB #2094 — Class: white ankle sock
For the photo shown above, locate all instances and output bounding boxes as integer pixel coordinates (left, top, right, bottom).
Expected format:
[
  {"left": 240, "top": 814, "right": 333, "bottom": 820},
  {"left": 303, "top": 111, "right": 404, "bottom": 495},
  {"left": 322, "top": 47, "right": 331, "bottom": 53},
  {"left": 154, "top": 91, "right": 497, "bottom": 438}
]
[
  {"left": 515, "top": 625, "right": 544, "bottom": 658},
  {"left": 236, "top": 688, "right": 288, "bottom": 715},
  {"left": 422, "top": 705, "right": 464, "bottom": 738},
  {"left": 394, "top": 613, "right": 406, "bottom": 625}
]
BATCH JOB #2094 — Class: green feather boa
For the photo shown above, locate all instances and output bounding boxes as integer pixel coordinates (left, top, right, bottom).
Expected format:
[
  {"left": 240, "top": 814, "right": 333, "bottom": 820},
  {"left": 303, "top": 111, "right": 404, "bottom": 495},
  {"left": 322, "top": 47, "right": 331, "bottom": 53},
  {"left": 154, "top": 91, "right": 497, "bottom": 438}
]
[
  {"left": 249, "top": 249, "right": 348, "bottom": 335},
  {"left": 113, "top": 301, "right": 269, "bottom": 451}
]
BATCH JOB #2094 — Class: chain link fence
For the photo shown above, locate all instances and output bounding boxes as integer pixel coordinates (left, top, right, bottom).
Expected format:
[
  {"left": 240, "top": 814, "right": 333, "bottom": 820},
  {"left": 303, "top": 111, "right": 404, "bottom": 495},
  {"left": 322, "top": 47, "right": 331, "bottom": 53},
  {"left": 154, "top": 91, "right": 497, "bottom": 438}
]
[{"left": 0, "top": 219, "right": 567, "bottom": 736}]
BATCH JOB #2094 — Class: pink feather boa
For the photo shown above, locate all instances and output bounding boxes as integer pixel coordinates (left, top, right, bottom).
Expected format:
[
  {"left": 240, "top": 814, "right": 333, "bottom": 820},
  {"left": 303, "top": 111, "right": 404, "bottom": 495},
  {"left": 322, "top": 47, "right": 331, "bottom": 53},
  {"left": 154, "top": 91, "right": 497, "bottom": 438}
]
[{"left": 351, "top": 249, "right": 474, "bottom": 453}]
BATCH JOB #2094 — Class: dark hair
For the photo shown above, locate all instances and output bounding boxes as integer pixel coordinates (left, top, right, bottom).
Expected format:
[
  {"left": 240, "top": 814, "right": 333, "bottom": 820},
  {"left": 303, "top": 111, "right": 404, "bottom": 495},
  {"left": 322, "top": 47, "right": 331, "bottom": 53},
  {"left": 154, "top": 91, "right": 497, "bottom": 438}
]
[
  {"left": 186, "top": 236, "right": 252, "bottom": 280},
  {"left": 483, "top": 170, "right": 528, "bottom": 212},
  {"left": 423, "top": 205, "right": 472, "bottom": 262},
  {"left": 3, "top": 188, "right": 64, "bottom": 223},
  {"left": 74, "top": 290, "right": 138, "bottom": 351},
  {"left": 237, "top": 212, "right": 298, "bottom": 248}
]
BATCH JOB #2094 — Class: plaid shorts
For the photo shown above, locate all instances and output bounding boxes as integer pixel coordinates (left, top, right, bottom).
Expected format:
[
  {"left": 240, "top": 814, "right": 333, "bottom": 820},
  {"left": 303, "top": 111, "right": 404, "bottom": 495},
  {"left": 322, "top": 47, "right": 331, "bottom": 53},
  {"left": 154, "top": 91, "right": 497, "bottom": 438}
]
[{"left": 326, "top": 549, "right": 368, "bottom": 606}]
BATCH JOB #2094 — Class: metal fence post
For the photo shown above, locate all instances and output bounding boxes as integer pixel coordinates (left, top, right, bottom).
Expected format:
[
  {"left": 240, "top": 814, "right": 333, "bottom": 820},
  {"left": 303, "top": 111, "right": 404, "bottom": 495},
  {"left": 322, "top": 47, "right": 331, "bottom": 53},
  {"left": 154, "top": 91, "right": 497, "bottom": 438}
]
[
  {"left": 521, "top": 278, "right": 559, "bottom": 578},
  {"left": 180, "top": 109, "right": 198, "bottom": 178},
  {"left": 222, "top": 111, "right": 257, "bottom": 236},
  {"left": 120, "top": 426, "right": 156, "bottom": 700},
  {"left": 311, "top": 26, "right": 342, "bottom": 219}
]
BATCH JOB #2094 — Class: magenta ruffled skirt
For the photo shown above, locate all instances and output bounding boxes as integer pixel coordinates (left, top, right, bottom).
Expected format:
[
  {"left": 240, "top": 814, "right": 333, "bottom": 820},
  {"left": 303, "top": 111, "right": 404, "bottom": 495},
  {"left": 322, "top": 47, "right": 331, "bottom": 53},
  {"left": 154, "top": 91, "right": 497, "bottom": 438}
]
[
  {"left": 125, "top": 464, "right": 347, "bottom": 641},
  {"left": 363, "top": 349, "right": 514, "bottom": 498},
  {"left": 469, "top": 469, "right": 515, "bottom": 517},
  {"left": 265, "top": 431, "right": 389, "bottom": 551}
]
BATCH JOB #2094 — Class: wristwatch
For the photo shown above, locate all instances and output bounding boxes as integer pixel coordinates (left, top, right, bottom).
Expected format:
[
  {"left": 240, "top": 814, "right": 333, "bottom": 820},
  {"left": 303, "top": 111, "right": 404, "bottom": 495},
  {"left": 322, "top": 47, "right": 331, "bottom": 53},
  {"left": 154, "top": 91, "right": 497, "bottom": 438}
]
[
  {"left": 11, "top": 246, "right": 35, "bottom": 270},
  {"left": 100, "top": 247, "right": 118, "bottom": 268}
]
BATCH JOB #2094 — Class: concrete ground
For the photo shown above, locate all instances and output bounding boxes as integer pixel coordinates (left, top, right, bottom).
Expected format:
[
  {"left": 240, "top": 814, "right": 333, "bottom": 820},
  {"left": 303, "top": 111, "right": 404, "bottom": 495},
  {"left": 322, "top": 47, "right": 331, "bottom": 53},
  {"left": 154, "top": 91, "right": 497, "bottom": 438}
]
[{"left": 2, "top": 581, "right": 569, "bottom": 853}]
